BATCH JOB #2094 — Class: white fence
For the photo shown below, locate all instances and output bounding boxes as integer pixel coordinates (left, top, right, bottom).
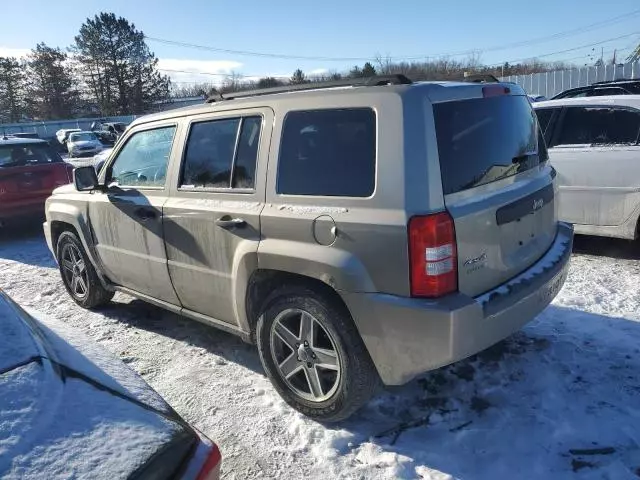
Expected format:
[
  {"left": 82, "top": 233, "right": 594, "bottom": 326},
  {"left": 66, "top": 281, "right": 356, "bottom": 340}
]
[
  {"left": 0, "top": 115, "right": 137, "bottom": 140},
  {"left": 500, "top": 62, "right": 640, "bottom": 98}
]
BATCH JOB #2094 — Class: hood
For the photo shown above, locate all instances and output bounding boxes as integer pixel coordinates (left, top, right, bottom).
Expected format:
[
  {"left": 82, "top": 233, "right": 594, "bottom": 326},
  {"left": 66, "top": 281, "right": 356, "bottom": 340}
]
[
  {"left": 0, "top": 291, "right": 197, "bottom": 479},
  {"left": 51, "top": 183, "right": 77, "bottom": 195}
]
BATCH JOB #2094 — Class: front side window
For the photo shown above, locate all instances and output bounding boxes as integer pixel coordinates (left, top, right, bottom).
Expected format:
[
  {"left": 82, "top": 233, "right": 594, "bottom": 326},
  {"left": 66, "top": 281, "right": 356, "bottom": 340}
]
[
  {"left": 109, "top": 126, "right": 176, "bottom": 188},
  {"left": 277, "top": 108, "right": 376, "bottom": 197},
  {"left": 555, "top": 107, "right": 640, "bottom": 146},
  {"left": 535, "top": 108, "right": 554, "bottom": 135},
  {"left": 181, "top": 116, "right": 262, "bottom": 189}
]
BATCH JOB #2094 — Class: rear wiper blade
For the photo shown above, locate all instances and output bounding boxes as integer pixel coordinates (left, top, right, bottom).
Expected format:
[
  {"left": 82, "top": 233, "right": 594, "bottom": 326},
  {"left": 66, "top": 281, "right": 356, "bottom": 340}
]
[{"left": 512, "top": 153, "right": 537, "bottom": 165}]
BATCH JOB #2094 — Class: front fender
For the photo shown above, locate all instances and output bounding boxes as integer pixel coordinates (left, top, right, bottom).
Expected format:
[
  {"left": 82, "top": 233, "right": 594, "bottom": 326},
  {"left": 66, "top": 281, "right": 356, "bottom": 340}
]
[
  {"left": 46, "top": 199, "right": 112, "bottom": 289},
  {"left": 257, "top": 239, "right": 376, "bottom": 293}
]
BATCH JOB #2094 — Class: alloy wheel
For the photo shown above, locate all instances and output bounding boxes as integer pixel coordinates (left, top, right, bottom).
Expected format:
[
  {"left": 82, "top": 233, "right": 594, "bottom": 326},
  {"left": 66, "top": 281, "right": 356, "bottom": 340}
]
[
  {"left": 61, "top": 243, "right": 89, "bottom": 300},
  {"left": 270, "top": 308, "right": 342, "bottom": 402}
]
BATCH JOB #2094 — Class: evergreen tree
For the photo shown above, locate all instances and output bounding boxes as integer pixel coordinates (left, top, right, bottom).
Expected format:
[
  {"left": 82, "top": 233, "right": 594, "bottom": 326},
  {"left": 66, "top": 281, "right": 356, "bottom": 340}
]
[
  {"left": 25, "top": 43, "right": 80, "bottom": 119},
  {"left": 290, "top": 69, "right": 307, "bottom": 85},
  {"left": 72, "top": 12, "right": 170, "bottom": 115},
  {"left": 361, "top": 62, "right": 376, "bottom": 77},
  {"left": 0, "top": 57, "right": 26, "bottom": 123}
]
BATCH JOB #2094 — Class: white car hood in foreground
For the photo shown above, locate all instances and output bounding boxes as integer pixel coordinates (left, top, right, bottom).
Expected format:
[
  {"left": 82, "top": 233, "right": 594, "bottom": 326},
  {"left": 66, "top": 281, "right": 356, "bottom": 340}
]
[{"left": 0, "top": 296, "right": 188, "bottom": 479}]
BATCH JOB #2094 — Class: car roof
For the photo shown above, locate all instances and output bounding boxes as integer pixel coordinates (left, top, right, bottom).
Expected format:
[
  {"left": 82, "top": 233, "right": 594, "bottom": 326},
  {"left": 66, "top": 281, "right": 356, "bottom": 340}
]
[
  {"left": 129, "top": 80, "right": 524, "bottom": 128},
  {"left": 552, "top": 81, "right": 640, "bottom": 98},
  {"left": 592, "top": 79, "right": 640, "bottom": 86},
  {"left": 0, "top": 137, "right": 47, "bottom": 146},
  {"left": 533, "top": 95, "right": 640, "bottom": 109}
]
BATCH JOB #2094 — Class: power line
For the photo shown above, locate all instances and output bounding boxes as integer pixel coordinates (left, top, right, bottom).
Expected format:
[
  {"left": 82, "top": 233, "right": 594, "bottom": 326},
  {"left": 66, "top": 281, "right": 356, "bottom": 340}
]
[
  {"left": 485, "top": 32, "right": 640, "bottom": 67},
  {"left": 407, "top": 9, "right": 640, "bottom": 60},
  {"left": 161, "top": 34, "right": 639, "bottom": 83},
  {"left": 146, "top": 8, "right": 640, "bottom": 62}
]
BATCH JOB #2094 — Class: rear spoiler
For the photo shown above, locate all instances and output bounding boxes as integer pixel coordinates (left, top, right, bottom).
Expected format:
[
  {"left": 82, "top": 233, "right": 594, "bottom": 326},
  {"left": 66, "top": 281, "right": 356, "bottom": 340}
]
[{"left": 462, "top": 74, "right": 500, "bottom": 84}]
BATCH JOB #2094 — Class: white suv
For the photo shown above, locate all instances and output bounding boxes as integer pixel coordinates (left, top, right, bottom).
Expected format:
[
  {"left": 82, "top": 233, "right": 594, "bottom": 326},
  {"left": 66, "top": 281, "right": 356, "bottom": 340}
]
[{"left": 534, "top": 96, "right": 640, "bottom": 240}]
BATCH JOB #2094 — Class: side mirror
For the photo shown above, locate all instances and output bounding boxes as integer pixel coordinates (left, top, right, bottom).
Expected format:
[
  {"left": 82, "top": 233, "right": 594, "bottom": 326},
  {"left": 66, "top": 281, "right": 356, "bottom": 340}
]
[{"left": 73, "top": 166, "right": 99, "bottom": 191}]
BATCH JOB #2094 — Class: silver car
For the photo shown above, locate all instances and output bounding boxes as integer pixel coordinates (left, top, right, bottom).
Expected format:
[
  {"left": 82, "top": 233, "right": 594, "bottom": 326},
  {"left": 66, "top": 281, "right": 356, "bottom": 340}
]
[
  {"left": 534, "top": 95, "right": 640, "bottom": 239},
  {"left": 44, "top": 76, "right": 573, "bottom": 421},
  {"left": 66, "top": 131, "right": 103, "bottom": 158}
]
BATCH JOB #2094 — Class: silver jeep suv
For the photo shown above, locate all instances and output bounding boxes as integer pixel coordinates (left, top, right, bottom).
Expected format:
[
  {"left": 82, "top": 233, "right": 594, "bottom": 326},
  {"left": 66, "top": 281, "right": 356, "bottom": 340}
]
[{"left": 44, "top": 75, "right": 573, "bottom": 421}]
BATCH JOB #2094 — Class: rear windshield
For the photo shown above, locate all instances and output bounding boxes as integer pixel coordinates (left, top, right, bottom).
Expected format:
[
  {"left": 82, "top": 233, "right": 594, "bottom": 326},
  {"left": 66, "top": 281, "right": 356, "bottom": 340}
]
[
  {"left": 0, "top": 144, "right": 62, "bottom": 168},
  {"left": 434, "top": 95, "right": 541, "bottom": 195}
]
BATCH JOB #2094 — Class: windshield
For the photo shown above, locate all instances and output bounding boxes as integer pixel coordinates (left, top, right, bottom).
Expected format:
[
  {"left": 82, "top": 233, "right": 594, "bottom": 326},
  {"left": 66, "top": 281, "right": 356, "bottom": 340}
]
[
  {"left": 0, "top": 144, "right": 63, "bottom": 168},
  {"left": 434, "top": 95, "right": 542, "bottom": 195},
  {"left": 69, "top": 132, "right": 97, "bottom": 142}
]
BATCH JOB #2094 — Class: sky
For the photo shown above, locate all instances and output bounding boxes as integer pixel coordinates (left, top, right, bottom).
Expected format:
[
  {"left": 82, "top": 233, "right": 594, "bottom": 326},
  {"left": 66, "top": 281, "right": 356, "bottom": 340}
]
[{"left": 1, "top": 0, "right": 639, "bottom": 88}]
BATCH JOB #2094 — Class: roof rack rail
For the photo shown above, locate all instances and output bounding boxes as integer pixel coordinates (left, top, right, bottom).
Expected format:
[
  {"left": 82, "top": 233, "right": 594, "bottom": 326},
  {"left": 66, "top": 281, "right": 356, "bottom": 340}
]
[
  {"left": 592, "top": 78, "right": 636, "bottom": 85},
  {"left": 205, "top": 74, "right": 413, "bottom": 103},
  {"left": 462, "top": 73, "right": 500, "bottom": 83}
]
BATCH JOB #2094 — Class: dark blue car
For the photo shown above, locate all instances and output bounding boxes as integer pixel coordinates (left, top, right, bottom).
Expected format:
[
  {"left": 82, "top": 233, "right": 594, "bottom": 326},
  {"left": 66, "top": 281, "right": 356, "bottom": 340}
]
[{"left": 0, "top": 290, "right": 221, "bottom": 479}]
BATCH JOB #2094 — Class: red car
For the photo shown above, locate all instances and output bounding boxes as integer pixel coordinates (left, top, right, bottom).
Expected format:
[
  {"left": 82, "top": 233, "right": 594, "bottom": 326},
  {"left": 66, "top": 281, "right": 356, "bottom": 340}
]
[{"left": 0, "top": 137, "right": 72, "bottom": 225}]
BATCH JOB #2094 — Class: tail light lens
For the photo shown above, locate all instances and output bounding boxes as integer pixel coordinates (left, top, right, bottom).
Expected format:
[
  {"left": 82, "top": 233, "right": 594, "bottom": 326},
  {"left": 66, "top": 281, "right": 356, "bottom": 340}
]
[
  {"left": 408, "top": 212, "right": 457, "bottom": 297},
  {"left": 196, "top": 445, "right": 222, "bottom": 480}
]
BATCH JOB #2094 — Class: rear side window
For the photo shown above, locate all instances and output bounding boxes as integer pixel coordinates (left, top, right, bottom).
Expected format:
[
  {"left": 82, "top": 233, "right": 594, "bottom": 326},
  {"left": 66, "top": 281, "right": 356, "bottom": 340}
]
[
  {"left": 181, "top": 116, "right": 261, "bottom": 189},
  {"left": 588, "top": 87, "right": 629, "bottom": 97},
  {"left": 434, "top": 95, "right": 540, "bottom": 195},
  {"left": 555, "top": 107, "right": 640, "bottom": 146},
  {"left": 0, "top": 143, "right": 62, "bottom": 168},
  {"left": 277, "top": 108, "right": 376, "bottom": 197}
]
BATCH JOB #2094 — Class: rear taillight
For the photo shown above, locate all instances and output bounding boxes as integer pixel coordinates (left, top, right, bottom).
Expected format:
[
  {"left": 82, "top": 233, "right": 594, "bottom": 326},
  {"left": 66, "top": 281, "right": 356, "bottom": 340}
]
[
  {"left": 196, "top": 444, "right": 222, "bottom": 480},
  {"left": 408, "top": 212, "right": 457, "bottom": 298}
]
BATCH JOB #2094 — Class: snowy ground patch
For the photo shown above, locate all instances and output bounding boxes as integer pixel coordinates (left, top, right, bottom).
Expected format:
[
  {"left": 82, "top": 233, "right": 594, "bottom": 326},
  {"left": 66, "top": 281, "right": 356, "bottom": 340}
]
[{"left": 1, "top": 227, "right": 639, "bottom": 479}]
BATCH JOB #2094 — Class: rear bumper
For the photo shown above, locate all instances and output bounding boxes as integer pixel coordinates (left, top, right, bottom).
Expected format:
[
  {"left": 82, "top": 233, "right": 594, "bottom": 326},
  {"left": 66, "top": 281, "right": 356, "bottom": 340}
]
[
  {"left": 341, "top": 222, "right": 574, "bottom": 385},
  {"left": 0, "top": 203, "right": 46, "bottom": 222}
]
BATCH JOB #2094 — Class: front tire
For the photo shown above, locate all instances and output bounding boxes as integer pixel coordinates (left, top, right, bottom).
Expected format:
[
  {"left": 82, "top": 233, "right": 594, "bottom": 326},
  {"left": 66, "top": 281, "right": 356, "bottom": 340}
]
[
  {"left": 56, "top": 231, "right": 114, "bottom": 309},
  {"left": 256, "top": 285, "right": 379, "bottom": 422}
]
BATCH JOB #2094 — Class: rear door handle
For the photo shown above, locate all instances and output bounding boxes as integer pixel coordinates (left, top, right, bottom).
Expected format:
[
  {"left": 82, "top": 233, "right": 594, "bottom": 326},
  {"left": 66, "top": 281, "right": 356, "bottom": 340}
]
[
  {"left": 215, "top": 217, "right": 246, "bottom": 229},
  {"left": 134, "top": 207, "right": 158, "bottom": 221}
]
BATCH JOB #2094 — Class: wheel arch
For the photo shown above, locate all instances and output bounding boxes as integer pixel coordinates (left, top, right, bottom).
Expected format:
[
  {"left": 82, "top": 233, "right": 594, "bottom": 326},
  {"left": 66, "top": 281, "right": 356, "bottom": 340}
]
[
  {"left": 245, "top": 269, "right": 354, "bottom": 343},
  {"left": 48, "top": 204, "right": 112, "bottom": 289}
]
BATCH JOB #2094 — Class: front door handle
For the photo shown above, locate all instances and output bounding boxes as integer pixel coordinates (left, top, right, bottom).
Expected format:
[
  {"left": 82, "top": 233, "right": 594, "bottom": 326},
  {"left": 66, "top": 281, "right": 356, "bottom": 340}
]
[
  {"left": 215, "top": 216, "right": 246, "bottom": 229},
  {"left": 134, "top": 207, "right": 158, "bottom": 221}
]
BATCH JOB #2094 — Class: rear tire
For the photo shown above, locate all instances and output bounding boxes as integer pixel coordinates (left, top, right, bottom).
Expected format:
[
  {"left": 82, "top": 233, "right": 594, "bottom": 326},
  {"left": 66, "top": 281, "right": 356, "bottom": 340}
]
[
  {"left": 56, "top": 231, "right": 114, "bottom": 309},
  {"left": 256, "top": 285, "right": 379, "bottom": 422}
]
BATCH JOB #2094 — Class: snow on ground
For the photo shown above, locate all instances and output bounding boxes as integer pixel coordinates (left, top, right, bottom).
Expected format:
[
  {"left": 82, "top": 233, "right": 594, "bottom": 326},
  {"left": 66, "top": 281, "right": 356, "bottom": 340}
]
[{"left": 1, "top": 227, "right": 640, "bottom": 479}]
